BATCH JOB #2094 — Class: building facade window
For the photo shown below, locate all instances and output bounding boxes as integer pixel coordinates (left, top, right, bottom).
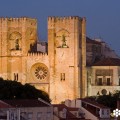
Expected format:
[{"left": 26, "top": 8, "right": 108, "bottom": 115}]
[
  {"left": 106, "top": 78, "right": 110, "bottom": 85},
  {"left": 98, "top": 78, "right": 102, "bottom": 85},
  {"left": 62, "top": 108, "right": 67, "bottom": 118},
  {"left": 106, "top": 76, "right": 111, "bottom": 86},
  {"left": 27, "top": 113, "right": 33, "bottom": 120},
  {"left": 102, "top": 109, "right": 104, "bottom": 115},
  {"left": 46, "top": 112, "right": 51, "bottom": 120},
  {"left": 97, "top": 76, "right": 103, "bottom": 85},
  {"left": 119, "top": 78, "right": 120, "bottom": 86},
  {"left": 21, "top": 112, "right": 27, "bottom": 120},
  {"left": 14, "top": 73, "right": 18, "bottom": 81},
  {"left": 61, "top": 73, "right": 65, "bottom": 81},
  {"left": 37, "top": 112, "right": 42, "bottom": 120}
]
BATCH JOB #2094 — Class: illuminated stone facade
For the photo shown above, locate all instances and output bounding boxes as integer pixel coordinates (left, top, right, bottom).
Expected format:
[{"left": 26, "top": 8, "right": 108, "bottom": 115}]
[
  {"left": 0, "top": 17, "right": 86, "bottom": 103},
  {"left": 48, "top": 17, "right": 86, "bottom": 103}
]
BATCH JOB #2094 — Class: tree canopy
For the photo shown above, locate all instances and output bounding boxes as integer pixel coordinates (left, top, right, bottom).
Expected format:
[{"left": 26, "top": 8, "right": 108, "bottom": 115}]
[
  {"left": 0, "top": 78, "right": 51, "bottom": 103},
  {"left": 86, "top": 91, "right": 120, "bottom": 110}
]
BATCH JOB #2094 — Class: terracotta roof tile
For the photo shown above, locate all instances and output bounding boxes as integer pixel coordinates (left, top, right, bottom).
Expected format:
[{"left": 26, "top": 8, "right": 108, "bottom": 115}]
[
  {"left": 53, "top": 104, "right": 67, "bottom": 111},
  {"left": 53, "top": 104, "right": 79, "bottom": 111},
  {"left": 67, "top": 107, "right": 79, "bottom": 111},
  {"left": 0, "top": 101, "right": 12, "bottom": 108},
  {"left": 53, "top": 104, "right": 89, "bottom": 120}
]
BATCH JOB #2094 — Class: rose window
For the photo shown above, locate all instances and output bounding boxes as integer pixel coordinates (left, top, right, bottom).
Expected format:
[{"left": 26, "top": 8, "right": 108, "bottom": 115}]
[
  {"left": 34, "top": 66, "right": 48, "bottom": 80},
  {"left": 31, "top": 63, "right": 48, "bottom": 81}
]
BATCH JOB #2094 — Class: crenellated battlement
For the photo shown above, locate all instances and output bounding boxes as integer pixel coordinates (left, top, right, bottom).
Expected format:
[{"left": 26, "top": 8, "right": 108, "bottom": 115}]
[
  {"left": 82, "top": 17, "right": 86, "bottom": 22},
  {"left": 27, "top": 52, "right": 48, "bottom": 61},
  {"left": 48, "top": 16, "right": 83, "bottom": 22},
  {"left": 28, "top": 52, "right": 48, "bottom": 57},
  {"left": 0, "top": 17, "right": 37, "bottom": 23},
  {"left": 47, "top": 16, "right": 85, "bottom": 29},
  {"left": 0, "top": 17, "right": 37, "bottom": 57}
]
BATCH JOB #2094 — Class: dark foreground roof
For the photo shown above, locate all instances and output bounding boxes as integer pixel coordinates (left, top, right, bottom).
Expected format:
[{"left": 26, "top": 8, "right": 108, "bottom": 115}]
[
  {"left": 92, "top": 58, "right": 120, "bottom": 66},
  {"left": 2, "top": 99, "right": 50, "bottom": 107},
  {"left": 78, "top": 98, "right": 109, "bottom": 109},
  {"left": 53, "top": 104, "right": 90, "bottom": 120}
]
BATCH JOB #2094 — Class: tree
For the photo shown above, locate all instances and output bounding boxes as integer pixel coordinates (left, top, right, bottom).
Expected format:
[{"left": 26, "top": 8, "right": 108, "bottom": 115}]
[
  {"left": 0, "top": 77, "right": 51, "bottom": 103},
  {"left": 96, "top": 94, "right": 117, "bottom": 110},
  {"left": 86, "top": 91, "right": 120, "bottom": 110}
]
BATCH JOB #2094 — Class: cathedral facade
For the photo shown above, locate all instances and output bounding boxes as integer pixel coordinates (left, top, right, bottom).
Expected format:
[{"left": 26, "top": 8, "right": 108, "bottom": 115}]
[{"left": 0, "top": 16, "right": 86, "bottom": 103}]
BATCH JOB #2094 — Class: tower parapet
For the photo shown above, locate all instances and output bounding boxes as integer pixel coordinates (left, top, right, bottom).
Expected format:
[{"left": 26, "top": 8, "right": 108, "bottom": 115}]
[
  {"left": 0, "top": 17, "right": 37, "bottom": 28},
  {"left": 48, "top": 16, "right": 84, "bottom": 30},
  {"left": 28, "top": 52, "right": 48, "bottom": 57},
  {"left": 48, "top": 16, "right": 82, "bottom": 20},
  {"left": 28, "top": 52, "right": 48, "bottom": 60}
]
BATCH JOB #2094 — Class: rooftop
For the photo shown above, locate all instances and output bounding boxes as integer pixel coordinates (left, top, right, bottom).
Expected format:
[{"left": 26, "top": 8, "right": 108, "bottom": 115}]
[
  {"left": 53, "top": 104, "right": 90, "bottom": 120},
  {"left": 2, "top": 99, "right": 50, "bottom": 108},
  {"left": 86, "top": 37, "right": 101, "bottom": 45},
  {"left": 0, "top": 100, "right": 12, "bottom": 108},
  {"left": 78, "top": 98, "right": 109, "bottom": 109},
  {"left": 92, "top": 58, "right": 120, "bottom": 66}
]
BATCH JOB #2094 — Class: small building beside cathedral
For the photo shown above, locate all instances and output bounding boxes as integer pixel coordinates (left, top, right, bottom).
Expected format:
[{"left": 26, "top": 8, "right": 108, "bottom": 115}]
[{"left": 87, "top": 58, "right": 120, "bottom": 96}]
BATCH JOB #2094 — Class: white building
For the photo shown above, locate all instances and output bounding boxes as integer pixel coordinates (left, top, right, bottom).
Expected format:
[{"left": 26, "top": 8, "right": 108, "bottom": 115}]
[
  {"left": 0, "top": 98, "right": 53, "bottom": 120},
  {"left": 87, "top": 58, "right": 120, "bottom": 96}
]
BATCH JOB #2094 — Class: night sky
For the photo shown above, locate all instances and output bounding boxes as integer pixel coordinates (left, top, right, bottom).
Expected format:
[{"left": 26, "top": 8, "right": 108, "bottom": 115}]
[{"left": 0, "top": 0, "right": 120, "bottom": 55}]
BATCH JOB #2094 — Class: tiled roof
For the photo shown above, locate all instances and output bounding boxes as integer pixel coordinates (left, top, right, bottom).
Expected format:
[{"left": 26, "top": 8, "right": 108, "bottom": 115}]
[
  {"left": 86, "top": 37, "right": 101, "bottom": 45},
  {"left": 78, "top": 98, "right": 109, "bottom": 109},
  {"left": 2, "top": 99, "right": 49, "bottom": 107},
  {"left": 68, "top": 107, "right": 79, "bottom": 111},
  {"left": 0, "top": 100, "right": 12, "bottom": 108},
  {"left": 92, "top": 58, "right": 120, "bottom": 66},
  {"left": 53, "top": 104, "right": 68, "bottom": 111},
  {"left": 53, "top": 104, "right": 79, "bottom": 111},
  {"left": 66, "top": 111, "right": 81, "bottom": 120},
  {"left": 53, "top": 104, "right": 89, "bottom": 120},
  {"left": 76, "top": 98, "right": 110, "bottom": 119}
]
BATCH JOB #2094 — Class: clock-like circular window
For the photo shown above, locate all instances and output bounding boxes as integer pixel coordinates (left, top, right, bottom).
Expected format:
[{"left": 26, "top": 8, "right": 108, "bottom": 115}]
[
  {"left": 35, "top": 66, "right": 47, "bottom": 79},
  {"left": 31, "top": 63, "right": 48, "bottom": 81}
]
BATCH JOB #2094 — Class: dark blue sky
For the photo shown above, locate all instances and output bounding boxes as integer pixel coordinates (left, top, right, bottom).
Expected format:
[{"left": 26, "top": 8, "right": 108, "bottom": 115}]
[{"left": 0, "top": 0, "right": 120, "bottom": 55}]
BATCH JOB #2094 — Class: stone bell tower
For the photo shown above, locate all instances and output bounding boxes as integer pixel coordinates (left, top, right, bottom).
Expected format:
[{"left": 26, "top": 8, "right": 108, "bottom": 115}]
[
  {"left": 48, "top": 16, "right": 86, "bottom": 103},
  {"left": 0, "top": 17, "right": 37, "bottom": 82}
]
